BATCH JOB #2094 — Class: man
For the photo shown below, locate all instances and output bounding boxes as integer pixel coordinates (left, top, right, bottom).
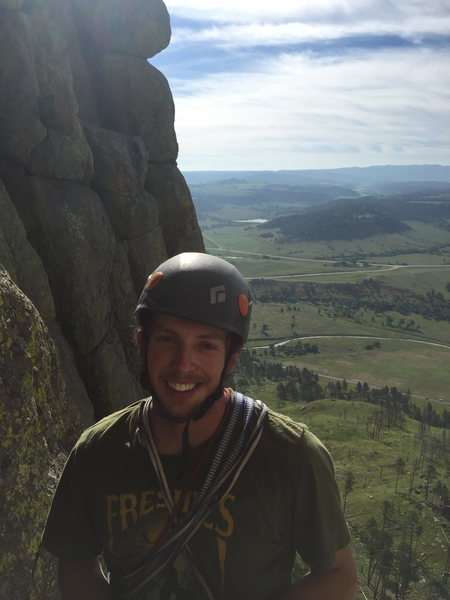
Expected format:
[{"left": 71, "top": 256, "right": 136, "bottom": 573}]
[{"left": 42, "top": 252, "right": 357, "bottom": 600}]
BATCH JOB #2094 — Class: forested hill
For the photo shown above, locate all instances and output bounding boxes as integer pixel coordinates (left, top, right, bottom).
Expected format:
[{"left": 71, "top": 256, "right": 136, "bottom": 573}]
[
  {"left": 261, "top": 191, "right": 450, "bottom": 241},
  {"left": 190, "top": 180, "right": 359, "bottom": 214},
  {"left": 261, "top": 198, "right": 409, "bottom": 241},
  {"left": 187, "top": 166, "right": 450, "bottom": 225},
  {"left": 249, "top": 278, "right": 450, "bottom": 322}
]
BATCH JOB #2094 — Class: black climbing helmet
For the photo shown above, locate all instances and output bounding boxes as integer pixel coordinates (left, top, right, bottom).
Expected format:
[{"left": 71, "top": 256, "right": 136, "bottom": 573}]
[{"left": 136, "top": 252, "right": 252, "bottom": 342}]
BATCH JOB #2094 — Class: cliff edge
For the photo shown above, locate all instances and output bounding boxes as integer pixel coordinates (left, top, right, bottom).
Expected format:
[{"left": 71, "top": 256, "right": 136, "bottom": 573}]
[{"left": 0, "top": 1, "right": 204, "bottom": 596}]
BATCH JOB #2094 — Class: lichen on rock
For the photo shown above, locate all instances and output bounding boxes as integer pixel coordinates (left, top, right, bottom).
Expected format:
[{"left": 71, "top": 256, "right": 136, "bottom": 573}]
[{"left": 0, "top": 267, "right": 75, "bottom": 599}]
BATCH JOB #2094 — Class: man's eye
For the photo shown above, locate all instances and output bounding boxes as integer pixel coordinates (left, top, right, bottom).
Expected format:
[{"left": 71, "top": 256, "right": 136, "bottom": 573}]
[
  {"left": 156, "top": 335, "right": 173, "bottom": 343},
  {"left": 200, "top": 342, "right": 219, "bottom": 351}
]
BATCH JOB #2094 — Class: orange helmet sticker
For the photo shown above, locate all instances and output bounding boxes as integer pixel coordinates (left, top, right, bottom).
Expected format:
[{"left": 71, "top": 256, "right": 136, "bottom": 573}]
[
  {"left": 238, "top": 294, "right": 249, "bottom": 317},
  {"left": 145, "top": 271, "right": 164, "bottom": 290}
]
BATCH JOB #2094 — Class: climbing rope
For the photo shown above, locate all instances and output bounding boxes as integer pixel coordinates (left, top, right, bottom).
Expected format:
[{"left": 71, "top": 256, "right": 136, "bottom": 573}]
[{"left": 111, "top": 392, "right": 268, "bottom": 599}]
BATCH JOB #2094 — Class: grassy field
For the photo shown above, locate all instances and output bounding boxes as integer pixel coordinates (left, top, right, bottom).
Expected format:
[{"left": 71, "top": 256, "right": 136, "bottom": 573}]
[
  {"left": 207, "top": 248, "right": 450, "bottom": 287},
  {"left": 198, "top": 186, "right": 450, "bottom": 599},
  {"left": 369, "top": 252, "right": 450, "bottom": 265},
  {"left": 273, "top": 337, "right": 450, "bottom": 402},
  {"left": 246, "top": 300, "right": 450, "bottom": 401},
  {"left": 248, "top": 300, "right": 450, "bottom": 343},
  {"left": 299, "top": 399, "right": 449, "bottom": 600},
  {"left": 202, "top": 220, "right": 450, "bottom": 261},
  {"left": 267, "top": 268, "right": 450, "bottom": 289},
  {"left": 376, "top": 267, "right": 450, "bottom": 295},
  {"left": 215, "top": 256, "right": 383, "bottom": 278},
  {"left": 201, "top": 214, "right": 450, "bottom": 402},
  {"left": 239, "top": 388, "right": 450, "bottom": 600},
  {"left": 200, "top": 203, "right": 278, "bottom": 222}
]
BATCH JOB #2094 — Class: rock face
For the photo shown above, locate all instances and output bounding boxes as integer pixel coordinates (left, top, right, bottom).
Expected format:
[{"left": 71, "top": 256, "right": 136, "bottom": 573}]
[
  {"left": 0, "top": 0, "right": 204, "bottom": 595},
  {"left": 0, "top": 268, "right": 75, "bottom": 600}
]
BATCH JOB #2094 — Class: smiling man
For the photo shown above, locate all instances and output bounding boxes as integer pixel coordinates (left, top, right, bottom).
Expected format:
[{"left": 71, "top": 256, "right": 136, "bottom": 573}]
[
  {"left": 42, "top": 252, "right": 357, "bottom": 600},
  {"left": 143, "top": 312, "right": 237, "bottom": 427}
]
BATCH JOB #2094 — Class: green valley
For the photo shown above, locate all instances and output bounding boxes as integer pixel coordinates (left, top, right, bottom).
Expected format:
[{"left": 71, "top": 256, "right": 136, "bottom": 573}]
[{"left": 188, "top": 167, "right": 450, "bottom": 600}]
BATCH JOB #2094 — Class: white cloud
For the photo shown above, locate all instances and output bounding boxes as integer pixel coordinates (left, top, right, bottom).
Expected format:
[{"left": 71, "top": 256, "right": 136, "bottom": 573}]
[
  {"left": 165, "top": 0, "right": 449, "bottom": 28},
  {"left": 171, "top": 17, "right": 450, "bottom": 48},
  {"left": 156, "top": 0, "right": 450, "bottom": 169},
  {"left": 170, "top": 47, "right": 450, "bottom": 170}
]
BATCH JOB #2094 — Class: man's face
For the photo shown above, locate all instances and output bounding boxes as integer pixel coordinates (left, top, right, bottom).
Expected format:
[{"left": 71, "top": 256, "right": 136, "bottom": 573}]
[{"left": 143, "top": 312, "right": 240, "bottom": 423}]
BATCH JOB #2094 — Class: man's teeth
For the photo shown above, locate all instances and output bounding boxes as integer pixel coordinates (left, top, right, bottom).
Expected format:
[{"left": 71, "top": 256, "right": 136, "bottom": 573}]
[{"left": 168, "top": 382, "right": 196, "bottom": 392}]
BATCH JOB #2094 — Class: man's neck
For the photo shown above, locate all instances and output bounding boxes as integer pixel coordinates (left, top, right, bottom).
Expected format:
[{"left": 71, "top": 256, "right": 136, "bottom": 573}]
[{"left": 149, "top": 390, "right": 230, "bottom": 455}]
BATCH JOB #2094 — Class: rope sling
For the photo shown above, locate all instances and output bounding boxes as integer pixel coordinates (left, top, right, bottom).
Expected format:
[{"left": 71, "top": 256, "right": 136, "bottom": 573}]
[{"left": 110, "top": 392, "right": 268, "bottom": 600}]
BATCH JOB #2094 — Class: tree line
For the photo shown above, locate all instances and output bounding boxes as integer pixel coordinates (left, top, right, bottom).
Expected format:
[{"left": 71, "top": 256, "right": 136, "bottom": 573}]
[
  {"left": 235, "top": 350, "right": 450, "bottom": 598},
  {"left": 235, "top": 350, "right": 450, "bottom": 430},
  {"left": 249, "top": 278, "right": 450, "bottom": 323},
  {"left": 359, "top": 500, "right": 449, "bottom": 600},
  {"left": 260, "top": 198, "right": 409, "bottom": 241}
]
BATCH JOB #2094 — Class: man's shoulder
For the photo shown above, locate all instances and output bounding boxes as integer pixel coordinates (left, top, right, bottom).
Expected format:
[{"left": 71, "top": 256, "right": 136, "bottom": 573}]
[
  {"left": 235, "top": 390, "right": 330, "bottom": 460},
  {"left": 263, "top": 406, "right": 313, "bottom": 451},
  {"left": 235, "top": 390, "right": 307, "bottom": 442},
  {"left": 266, "top": 406, "right": 307, "bottom": 434},
  {"left": 76, "top": 398, "right": 144, "bottom": 450}
]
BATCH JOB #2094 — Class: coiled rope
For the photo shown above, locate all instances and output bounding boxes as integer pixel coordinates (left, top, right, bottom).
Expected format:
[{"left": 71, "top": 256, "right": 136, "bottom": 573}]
[{"left": 111, "top": 392, "right": 268, "bottom": 600}]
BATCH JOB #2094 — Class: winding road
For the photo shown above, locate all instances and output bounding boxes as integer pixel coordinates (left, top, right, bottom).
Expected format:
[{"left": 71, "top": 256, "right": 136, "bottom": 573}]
[
  {"left": 204, "top": 241, "right": 450, "bottom": 279},
  {"left": 248, "top": 334, "right": 450, "bottom": 406},
  {"left": 206, "top": 245, "right": 450, "bottom": 407}
]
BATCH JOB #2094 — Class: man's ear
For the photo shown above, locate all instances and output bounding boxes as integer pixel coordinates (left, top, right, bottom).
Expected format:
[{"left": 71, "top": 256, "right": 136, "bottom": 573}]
[
  {"left": 225, "top": 344, "right": 243, "bottom": 376},
  {"left": 136, "top": 329, "right": 145, "bottom": 356}
]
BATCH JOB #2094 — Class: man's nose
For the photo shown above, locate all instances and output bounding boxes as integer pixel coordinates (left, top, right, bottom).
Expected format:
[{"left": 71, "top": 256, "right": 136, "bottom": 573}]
[{"left": 172, "top": 343, "right": 194, "bottom": 372}]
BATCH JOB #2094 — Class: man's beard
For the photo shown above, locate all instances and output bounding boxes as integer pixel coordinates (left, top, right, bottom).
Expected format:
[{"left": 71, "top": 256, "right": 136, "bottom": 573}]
[
  {"left": 152, "top": 395, "right": 198, "bottom": 424},
  {"left": 151, "top": 384, "right": 224, "bottom": 424}
]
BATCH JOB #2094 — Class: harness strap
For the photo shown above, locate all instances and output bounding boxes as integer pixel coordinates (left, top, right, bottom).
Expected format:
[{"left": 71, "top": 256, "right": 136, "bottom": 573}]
[{"left": 111, "top": 392, "right": 268, "bottom": 600}]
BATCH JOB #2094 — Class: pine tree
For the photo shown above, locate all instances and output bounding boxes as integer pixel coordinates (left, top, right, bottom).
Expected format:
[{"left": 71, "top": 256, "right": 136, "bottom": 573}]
[
  {"left": 342, "top": 471, "right": 355, "bottom": 512},
  {"left": 394, "top": 457, "right": 406, "bottom": 493}
]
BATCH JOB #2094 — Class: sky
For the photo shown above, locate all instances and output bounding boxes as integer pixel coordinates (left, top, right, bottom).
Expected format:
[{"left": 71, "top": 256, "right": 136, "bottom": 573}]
[{"left": 151, "top": 1, "right": 450, "bottom": 172}]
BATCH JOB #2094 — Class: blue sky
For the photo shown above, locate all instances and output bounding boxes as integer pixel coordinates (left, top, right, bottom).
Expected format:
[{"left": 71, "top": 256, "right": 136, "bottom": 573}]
[{"left": 151, "top": 1, "right": 450, "bottom": 171}]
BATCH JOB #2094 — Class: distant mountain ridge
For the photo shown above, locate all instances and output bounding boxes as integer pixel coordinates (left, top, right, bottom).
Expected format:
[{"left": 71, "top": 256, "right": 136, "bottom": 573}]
[
  {"left": 187, "top": 165, "right": 450, "bottom": 224},
  {"left": 184, "top": 165, "right": 450, "bottom": 187}
]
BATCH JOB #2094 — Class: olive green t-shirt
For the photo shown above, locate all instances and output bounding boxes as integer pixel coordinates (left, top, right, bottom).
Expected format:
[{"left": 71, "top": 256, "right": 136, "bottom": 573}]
[{"left": 42, "top": 393, "right": 350, "bottom": 600}]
